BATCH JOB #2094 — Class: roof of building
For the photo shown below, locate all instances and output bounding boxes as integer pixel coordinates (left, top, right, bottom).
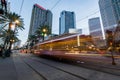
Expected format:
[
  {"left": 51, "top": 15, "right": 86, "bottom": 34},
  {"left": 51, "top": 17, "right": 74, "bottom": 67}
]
[{"left": 34, "top": 4, "right": 46, "bottom": 10}]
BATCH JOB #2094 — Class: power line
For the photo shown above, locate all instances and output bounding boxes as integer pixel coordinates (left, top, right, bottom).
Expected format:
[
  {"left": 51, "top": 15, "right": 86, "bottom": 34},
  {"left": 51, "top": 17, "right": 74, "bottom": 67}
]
[
  {"left": 76, "top": 0, "right": 120, "bottom": 23},
  {"left": 76, "top": 10, "right": 99, "bottom": 22},
  {"left": 19, "top": 0, "right": 24, "bottom": 15},
  {"left": 51, "top": 0, "right": 61, "bottom": 11}
]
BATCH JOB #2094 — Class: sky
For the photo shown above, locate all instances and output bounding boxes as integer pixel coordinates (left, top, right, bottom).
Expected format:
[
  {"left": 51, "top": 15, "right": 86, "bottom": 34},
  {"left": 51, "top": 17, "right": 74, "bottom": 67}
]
[{"left": 8, "top": 0, "right": 100, "bottom": 46}]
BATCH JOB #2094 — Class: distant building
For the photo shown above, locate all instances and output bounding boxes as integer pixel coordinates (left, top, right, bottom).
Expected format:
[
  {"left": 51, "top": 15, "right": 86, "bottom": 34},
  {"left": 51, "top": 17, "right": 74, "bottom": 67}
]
[
  {"left": 29, "top": 4, "right": 52, "bottom": 36},
  {"left": 88, "top": 17, "right": 103, "bottom": 39},
  {"left": 69, "top": 29, "right": 82, "bottom": 34},
  {"left": 88, "top": 17, "right": 105, "bottom": 47},
  {"left": 59, "top": 10, "right": 76, "bottom": 35},
  {"left": 13, "top": 40, "right": 21, "bottom": 49},
  {"left": 99, "top": 0, "right": 120, "bottom": 33}
]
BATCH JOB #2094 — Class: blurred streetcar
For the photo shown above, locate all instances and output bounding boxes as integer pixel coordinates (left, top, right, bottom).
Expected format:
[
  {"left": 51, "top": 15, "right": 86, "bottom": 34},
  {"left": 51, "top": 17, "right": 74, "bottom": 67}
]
[{"left": 32, "top": 34, "right": 95, "bottom": 60}]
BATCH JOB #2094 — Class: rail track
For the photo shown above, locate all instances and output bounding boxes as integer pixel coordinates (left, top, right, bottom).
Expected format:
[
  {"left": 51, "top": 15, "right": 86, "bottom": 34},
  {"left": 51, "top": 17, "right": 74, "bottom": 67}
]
[
  {"left": 23, "top": 60, "right": 48, "bottom": 80},
  {"left": 74, "top": 58, "right": 120, "bottom": 76},
  {"left": 22, "top": 56, "right": 87, "bottom": 80},
  {"left": 18, "top": 53, "right": 120, "bottom": 80}
]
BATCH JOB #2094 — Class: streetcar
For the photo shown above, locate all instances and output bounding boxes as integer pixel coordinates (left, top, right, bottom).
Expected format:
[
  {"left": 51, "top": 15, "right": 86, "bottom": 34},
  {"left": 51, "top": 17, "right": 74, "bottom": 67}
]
[{"left": 32, "top": 34, "right": 95, "bottom": 59}]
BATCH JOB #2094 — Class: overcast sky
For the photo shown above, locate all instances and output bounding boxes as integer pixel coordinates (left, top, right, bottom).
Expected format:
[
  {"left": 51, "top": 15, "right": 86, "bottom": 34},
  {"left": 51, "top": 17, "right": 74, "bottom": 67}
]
[{"left": 8, "top": 0, "right": 100, "bottom": 45}]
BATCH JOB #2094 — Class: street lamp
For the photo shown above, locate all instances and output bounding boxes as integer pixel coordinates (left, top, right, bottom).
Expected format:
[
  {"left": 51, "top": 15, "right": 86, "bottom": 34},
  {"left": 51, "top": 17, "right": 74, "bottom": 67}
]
[
  {"left": 8, "top": 22, "right": 16, "bottom": 50},
  {"left": 43, "top": 29, "right": 46, "bottom": 32},
  {"left": 10, "top": 20, "right": 19, "bottom": 47},
  {"left": 15, "top": 19, "right": 19, "bottom": 24},
  {"left": 10, "top": 23, "right": 15, "bottom": 30},
  {"left": 42, "top": 28, "right": 47, "bottom": 41},
  {"left": 5, "top": 20, "right": 19, "bottom": 56},
  {"left": 2, "top": 22, "right": 14, "bottom": 57}
]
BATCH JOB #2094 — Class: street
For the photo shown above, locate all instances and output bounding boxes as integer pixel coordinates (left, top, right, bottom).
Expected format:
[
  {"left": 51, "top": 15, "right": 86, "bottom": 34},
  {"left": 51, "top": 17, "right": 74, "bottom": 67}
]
[
  {"left": 0, "top": 0, "right": 120, "bottom": 80},
  {"left": 0, "top": 51, "right": 120, "bottom": 80}
]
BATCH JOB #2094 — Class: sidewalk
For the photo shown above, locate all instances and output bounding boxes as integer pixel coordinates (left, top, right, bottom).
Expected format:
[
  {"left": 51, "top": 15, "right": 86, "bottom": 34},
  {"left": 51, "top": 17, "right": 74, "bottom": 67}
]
[
  {"left": 0, "top": 53, "right": 44, "bottom": 80},
  {"left": 0, "top": 56, "right": 17, "bottom": 80}
]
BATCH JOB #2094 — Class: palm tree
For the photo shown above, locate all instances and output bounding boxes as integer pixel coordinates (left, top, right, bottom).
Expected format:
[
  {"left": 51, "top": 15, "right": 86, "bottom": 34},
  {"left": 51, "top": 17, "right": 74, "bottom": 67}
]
[
  {"left": 0, "top": 12, "right": 24, "bottom": 31},
  {"left": 28, "top": 35, "right": 36, "bottom": 41},
  {"left": 28, "top": 35, "right": 37, "bottom": 48},
  {"left": 0, "top": 12, "right": 24, "bottom": 56},
  {"left": 1, "top": 29, "right": 19, "bottom": 47},
  {"left": 35, "top": 25, "right": 51, "bottom": 41}
]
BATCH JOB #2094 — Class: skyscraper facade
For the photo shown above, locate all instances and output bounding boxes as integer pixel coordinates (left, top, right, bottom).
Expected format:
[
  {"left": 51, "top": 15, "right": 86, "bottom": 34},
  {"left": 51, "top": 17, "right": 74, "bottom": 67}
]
[
  {"left": 99, "top": 0, "right": 120, "bottom": 32},
  {"left": 88, "top": 17, "right": 103, "bottom": 39},
  {"left": 88, "top": 17, "right": 105, "bottom": 47},
  {"left": 29, "top": 4, "right": 52, "bottom": 36},
  {"left": 59, "top": 11, "right": 76, "bottom": 35}
]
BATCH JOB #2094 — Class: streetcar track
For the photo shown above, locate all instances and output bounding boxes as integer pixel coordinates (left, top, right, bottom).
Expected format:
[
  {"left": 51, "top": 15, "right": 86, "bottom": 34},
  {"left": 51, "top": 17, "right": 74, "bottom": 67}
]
[
  {"left": 75, "top": 61, "right": 120, "bottom": 76},
  {"left": 19, "top": 53, "right": 120, "bottom": 80},
  {"left": 31, "top": 55, "right": 120, "bottom": 77},
  {"left": 26, "top": 56, "right": 87, "bottom": 80},
  {"left": 32, "top": 54, "right": 120, "bottom": 76},
  {"left": 23, "top": 60, "right": 48, "bottom": 80},
  {"left": 18, "top": 54, "right": 48, "bottom": 80},
  {"left": 40, "top": 55, "right": 120, "bottom": 76}
]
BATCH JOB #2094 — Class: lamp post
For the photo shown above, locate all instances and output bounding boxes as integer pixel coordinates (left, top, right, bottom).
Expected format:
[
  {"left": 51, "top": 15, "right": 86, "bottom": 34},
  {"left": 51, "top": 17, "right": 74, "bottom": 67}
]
[
  {"left": 2, "top": 22, "right": 14, "bottom": 57},
  {"left": 42, "top": 28, "right": 47, "bottom": 41},
  {"left": 8, "top": 20, "right": 19, "bottom": 50},
  {"left": 2, "top": 20, "right": 19, "bottom": 57}
]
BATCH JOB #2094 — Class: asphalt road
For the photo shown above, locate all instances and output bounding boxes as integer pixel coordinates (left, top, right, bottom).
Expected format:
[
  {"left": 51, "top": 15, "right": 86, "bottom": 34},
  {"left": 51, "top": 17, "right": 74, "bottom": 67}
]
[
  {"left": 0, "top": 52, "right": 120, "bottom": 80},
  {"left": 17, "top": 52, "right": 120, "bottom": 80}
]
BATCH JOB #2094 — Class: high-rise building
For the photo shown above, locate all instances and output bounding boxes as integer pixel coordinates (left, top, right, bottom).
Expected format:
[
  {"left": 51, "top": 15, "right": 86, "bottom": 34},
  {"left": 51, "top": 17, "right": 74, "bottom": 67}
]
[
  {"left": 59, "top": 10, "right": 76, "bottom": 35},
  {"left": 29, "top": 4, "right": 52, "bottom": 36},
  {"left": 99, "top": 0, "right": 120, "bottom": 32},
  {"left": 88, "top": 17, "right": 105, "bottom": 47},
  {"left": 69, "top": 29, "right": 82, "bottom": 34},
  {"left": 88, "top": 17, "right": 103, "bottom": 39}
]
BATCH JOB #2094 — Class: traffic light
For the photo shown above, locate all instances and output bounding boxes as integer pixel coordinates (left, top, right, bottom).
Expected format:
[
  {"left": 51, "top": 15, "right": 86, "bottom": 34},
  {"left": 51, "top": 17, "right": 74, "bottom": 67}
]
[{"left": 41, "top": 33, "right": 44, "bottom": 36}]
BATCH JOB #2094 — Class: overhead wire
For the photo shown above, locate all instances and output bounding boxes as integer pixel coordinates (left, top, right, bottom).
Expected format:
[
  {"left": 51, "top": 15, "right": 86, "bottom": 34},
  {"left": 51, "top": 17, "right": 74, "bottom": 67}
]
[
  {"left": 19, "top": 0, "right": 24, "bottom": 15},
  {"left": 77, "top": 0, "right": 120, "bottom": 39},
  {"left": 76, "top": 0, "right": 120, "bottom": 23},
  {"left": 50, "top": 0, "right": 62, "bottom": 11},
  {"left": 51, "top": 1, "right": 99, "bottom": 34},
  {"left": 50, "top": 0, "right": 62, "bottom": 34},
  {"left": 52, "top": 0, "right": 119, "bottom": 36},
  {"left": 76, "top": 10, "right": 99, "bottom": 23}
]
